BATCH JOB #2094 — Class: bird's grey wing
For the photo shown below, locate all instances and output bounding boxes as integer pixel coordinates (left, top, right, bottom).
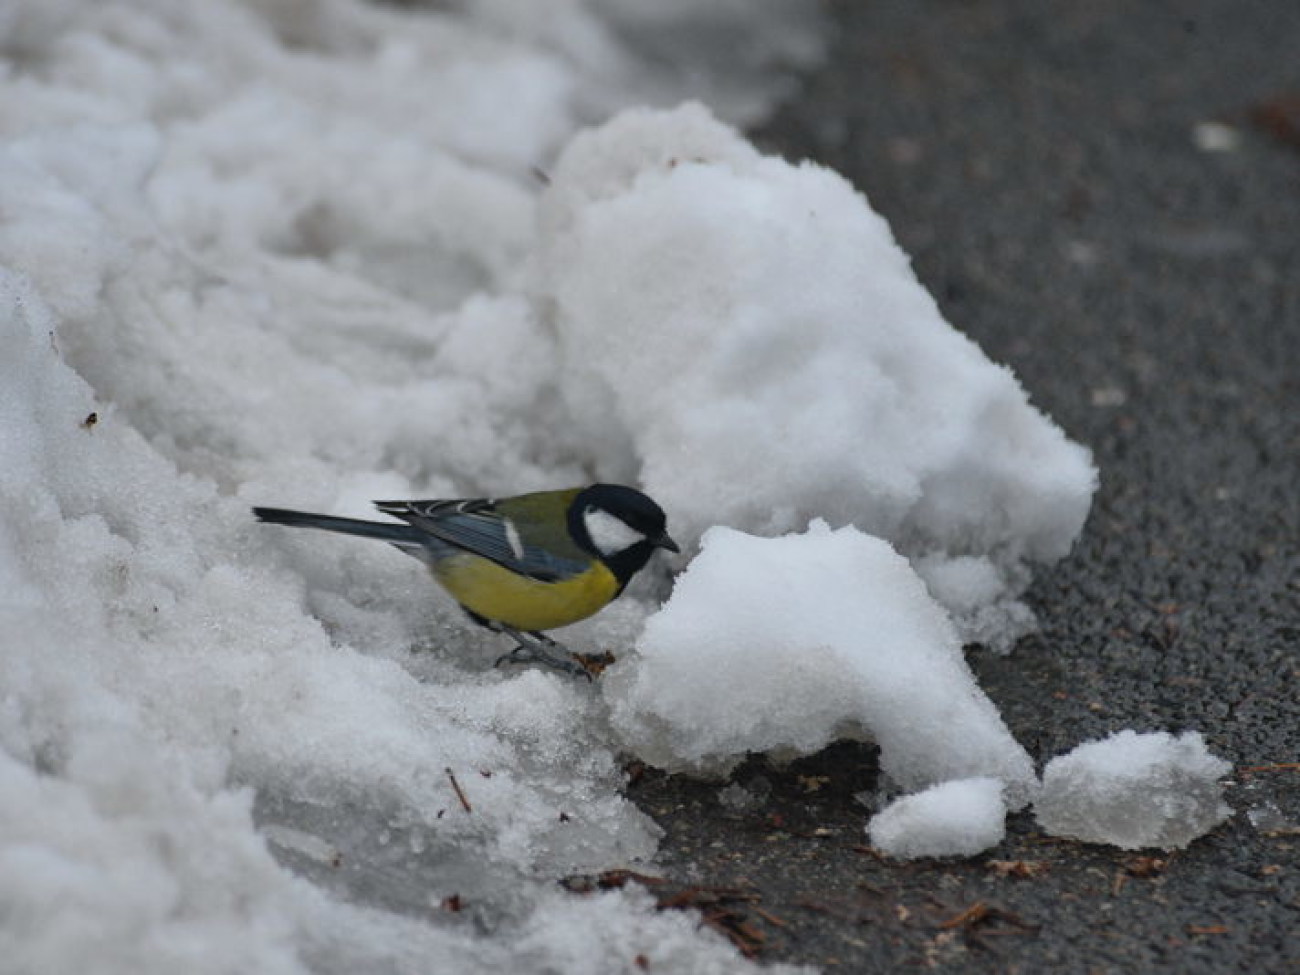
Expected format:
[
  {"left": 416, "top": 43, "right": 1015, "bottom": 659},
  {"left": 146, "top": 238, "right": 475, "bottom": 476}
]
[{"left": 372, "top": 499, "right": 583, "bottom": 582}]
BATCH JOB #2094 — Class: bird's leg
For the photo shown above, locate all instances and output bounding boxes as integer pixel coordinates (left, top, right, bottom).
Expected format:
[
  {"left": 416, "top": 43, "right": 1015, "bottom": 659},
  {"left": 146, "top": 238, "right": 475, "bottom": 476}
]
[{"left": 493, "top": 626, "right": 589, "bottom": 680}]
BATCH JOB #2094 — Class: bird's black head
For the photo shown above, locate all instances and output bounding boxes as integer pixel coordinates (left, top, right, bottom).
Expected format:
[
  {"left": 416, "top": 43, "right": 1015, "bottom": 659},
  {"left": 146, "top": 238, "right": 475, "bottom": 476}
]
[{"left": 567, "top": 483, "right": 679, "bottom": 588}]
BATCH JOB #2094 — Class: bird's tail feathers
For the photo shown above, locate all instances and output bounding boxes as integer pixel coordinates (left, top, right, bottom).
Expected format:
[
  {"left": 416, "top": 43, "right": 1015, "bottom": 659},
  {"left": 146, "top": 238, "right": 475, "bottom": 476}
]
[{"left": 252, "top": 507, "right": 425, "bottom": 548}]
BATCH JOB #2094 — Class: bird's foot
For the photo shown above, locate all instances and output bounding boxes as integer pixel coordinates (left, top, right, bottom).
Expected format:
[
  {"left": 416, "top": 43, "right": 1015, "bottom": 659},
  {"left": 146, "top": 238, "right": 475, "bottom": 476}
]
[{"left": 495, "top": 642, "right": 591, "bottom": 681}]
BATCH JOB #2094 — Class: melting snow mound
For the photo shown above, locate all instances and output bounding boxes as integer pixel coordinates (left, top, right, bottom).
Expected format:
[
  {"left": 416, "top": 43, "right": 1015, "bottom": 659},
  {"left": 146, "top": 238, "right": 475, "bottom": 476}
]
[
  {"left": 868, "top": 777, "right": 1007, "bottom": 859},
  {"left": 604, "top": 522, "right": 1037, "bottom": 806},
  {"left": 541, "top": 103, "right": 1097, "bottom": 647},
  {"left": 1034, "top": 730, "right": 1232, "bottom": 850}
]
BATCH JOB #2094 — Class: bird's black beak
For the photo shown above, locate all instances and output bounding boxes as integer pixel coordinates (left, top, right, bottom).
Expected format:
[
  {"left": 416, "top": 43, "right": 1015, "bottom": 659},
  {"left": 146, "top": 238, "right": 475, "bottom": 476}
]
[{"left": 654, "top": 532, "right": 681, "bottom": 554}]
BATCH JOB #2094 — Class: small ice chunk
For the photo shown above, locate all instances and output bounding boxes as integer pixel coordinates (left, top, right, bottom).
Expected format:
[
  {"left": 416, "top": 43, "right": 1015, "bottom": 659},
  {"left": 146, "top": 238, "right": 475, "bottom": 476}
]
[
  {"left": 1238, "top": 777, "right": 1297, "bottom": 835},
  {"left": 1192, "top": 121, "right": 1241, "bottom": 153},
  {"left": 868, "top": 777, "right": 1007, "bottom": 859},
  {"left": 605, "top": 522, "right": 1037, "bottom": 805},
  {"left": 1246, "top": 802, "right": 1295, "bottom": 835},
  {"left": 1035, "top": 730, "right": 1232, "bottom": 850}
]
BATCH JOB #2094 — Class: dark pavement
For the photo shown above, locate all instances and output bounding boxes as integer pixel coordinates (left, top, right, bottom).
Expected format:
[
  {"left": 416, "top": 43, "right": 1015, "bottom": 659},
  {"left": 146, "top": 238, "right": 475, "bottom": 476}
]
[{"left": 626, "top": 2, "right": 1300, "bottom": 970}]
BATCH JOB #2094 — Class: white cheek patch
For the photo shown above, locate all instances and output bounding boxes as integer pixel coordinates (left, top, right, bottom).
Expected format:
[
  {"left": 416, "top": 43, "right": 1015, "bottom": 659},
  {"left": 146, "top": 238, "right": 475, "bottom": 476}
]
[{"left": 583, "top": 506, "right": 645, "bottom": 557}]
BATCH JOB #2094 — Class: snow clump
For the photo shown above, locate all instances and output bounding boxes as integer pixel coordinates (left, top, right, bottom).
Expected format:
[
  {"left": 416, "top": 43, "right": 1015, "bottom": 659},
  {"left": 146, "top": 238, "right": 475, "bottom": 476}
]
[
  {"left": 605, "top": 522, "right": 1038, "bottom": 806},
  {"left": 868, "top": 777, "right": 1008, "bottom": 860},
  {"left": 1034, "top": 730, "right": 1233, "bottom": 850}
]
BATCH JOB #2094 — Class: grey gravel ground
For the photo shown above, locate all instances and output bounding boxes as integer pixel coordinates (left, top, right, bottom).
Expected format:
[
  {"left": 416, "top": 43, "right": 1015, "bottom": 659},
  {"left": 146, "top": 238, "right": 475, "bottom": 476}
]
[{"left": 624, "top": 2, "right": 1300, "bottom": 970}]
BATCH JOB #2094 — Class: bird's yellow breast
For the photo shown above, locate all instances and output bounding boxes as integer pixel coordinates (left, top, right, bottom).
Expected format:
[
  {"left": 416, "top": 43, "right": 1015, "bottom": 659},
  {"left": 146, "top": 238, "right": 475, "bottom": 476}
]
[{"left": 431, "top": 553, "right": 621, "bottom": 632}]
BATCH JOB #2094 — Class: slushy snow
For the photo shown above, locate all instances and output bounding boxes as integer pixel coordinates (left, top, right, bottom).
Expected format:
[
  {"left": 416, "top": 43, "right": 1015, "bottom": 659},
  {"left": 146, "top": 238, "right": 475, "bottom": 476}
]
[
  {"left": 868, "top": 778, "right": 1008, "bottom": 860},
  {"left": 1035, "top": 730, "right": 1233, "bottom": 850},
  {"left": 605, "top": 523, "right": 1038, "bottom": 806}
]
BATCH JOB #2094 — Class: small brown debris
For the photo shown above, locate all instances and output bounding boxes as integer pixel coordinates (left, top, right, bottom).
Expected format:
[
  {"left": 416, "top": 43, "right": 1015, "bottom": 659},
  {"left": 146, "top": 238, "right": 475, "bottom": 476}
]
[
  {"left": 572, "top": 650, "right": 616, "bottom": 678},
  {"left": 562, "top": 872, "right": 774, "bottom": 958},
  {"left": 1115, "top": 854, "right": 1170, "bottom": 894},
  {"left": 797, "top": 775, "right": 831, "bottom": 793},
  {"left": 445, "top": 767, "right": 472, "bottom": 813},
  {"left": 752, "top": 906, "right": 788, "bottom": 928},
  {"left": 987, "top": 859, "right": 1050, "bottom": 879},
  {"left": 558, "top": 811, "right": 571, "bottom": 823},
  {"left": 634, "top": 955, "right": 649, "bottom": 970},
  {"left": 1124, "top": 855, "right": 1170, "bottom": 878},
  {"left": 1259, "top": 825, "right": 1300, "bottom": 838},
  {"left": 939, "top": 902, "right": 991, "bottom": 930},
  {"left": 934, "top": 900, "right": 1039, "bottom": 951},
  {"left": 655, "top": 886, "right": 757, "bottom": 911},
  {"left": 600, "top": 869, "right": 666, "bottom": 889},
  {"left": 81, "top": 411, "right": 99, "bottom": 429},
  {"left": 1187, "top": 923, "right": 1229, "bottom": 936},
  {"left": 560, "top": 869, "right": 667, "bottom": 894},
  {"left": 1249, "top": 93, "right": 1300, "bottom": 151},
  {"left": 440, "top": 893, "right": 462, "bottom": 913},
  {"left": 850, "top": 844, "right": 888, "bottom": 862}
]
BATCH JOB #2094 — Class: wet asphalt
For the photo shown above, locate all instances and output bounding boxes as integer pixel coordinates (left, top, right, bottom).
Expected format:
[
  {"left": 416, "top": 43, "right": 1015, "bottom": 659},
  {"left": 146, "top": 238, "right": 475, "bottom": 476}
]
[{"left": 623, "top": 2, "right": 1300, "bottom": 971}]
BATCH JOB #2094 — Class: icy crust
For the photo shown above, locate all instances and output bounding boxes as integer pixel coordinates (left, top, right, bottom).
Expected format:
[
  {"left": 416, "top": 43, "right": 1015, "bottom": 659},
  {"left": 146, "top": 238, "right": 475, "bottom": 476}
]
[
  {"left": 540, "top": 105, "right": 1098, "bottom": 624},
  {"left": 868, "top": 778, "right": 1008, "bottom": 860},
  {"left": 605, "top": 523, "right": 1038, "bottom": 806},
  {"left": 1034, "top": 731, "right": 1233, "bottom": 850}
]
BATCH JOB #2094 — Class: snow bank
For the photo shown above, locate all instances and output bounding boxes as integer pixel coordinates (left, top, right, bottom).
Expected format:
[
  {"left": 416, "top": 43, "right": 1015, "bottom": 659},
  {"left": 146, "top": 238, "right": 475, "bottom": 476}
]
[
  {"left": 540, "top": 103, "right": 1097, "bottom": 646},
  {"left": 868, "top": 778, "right": 1007, "bottom": 859},
  {"left": 605, "top": 523, "right": 1038, "bottom": 804},
  {"left": 1035, "top": 730, "right": 1233, "bottom": 850}
]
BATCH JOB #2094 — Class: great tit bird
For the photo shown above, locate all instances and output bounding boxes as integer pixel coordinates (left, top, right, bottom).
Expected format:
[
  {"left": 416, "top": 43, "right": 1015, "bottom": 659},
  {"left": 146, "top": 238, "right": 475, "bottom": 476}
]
[{"left": 253, "top": 484, "right": 679, "bottom": 677}]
